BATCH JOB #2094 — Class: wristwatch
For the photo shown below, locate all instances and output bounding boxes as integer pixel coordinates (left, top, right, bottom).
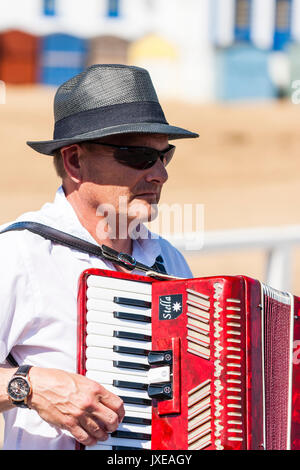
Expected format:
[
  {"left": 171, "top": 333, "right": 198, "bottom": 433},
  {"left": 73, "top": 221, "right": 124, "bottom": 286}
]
[{"left": 7, "top": 365, "right": 33, "bottom": 408}]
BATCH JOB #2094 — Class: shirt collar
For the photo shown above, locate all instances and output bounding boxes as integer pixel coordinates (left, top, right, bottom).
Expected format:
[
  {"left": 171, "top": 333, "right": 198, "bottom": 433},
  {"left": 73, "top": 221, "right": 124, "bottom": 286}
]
[{"left": 18, "top": 186, "right": 162, "bottom": 268}]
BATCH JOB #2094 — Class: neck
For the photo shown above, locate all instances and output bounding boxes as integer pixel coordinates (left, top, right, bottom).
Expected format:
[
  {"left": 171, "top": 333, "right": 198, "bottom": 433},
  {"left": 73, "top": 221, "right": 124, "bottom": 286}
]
[{"left": 64, "top": 186, "right": 133, "bottom": 256}]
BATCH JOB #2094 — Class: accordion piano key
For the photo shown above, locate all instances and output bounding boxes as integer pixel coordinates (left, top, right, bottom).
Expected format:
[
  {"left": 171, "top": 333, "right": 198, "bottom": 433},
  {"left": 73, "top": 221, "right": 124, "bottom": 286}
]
[
  {"left": 86, "top": 333, "right": 151, "bottom": 350},
  {"left": 86, "top": 310, "right": 152, "bottom": 331},
  {"left": 85, "top": 346, "right": 150, "bottom": 363},
  {"left": 86, "top": 311, "right": 151, "bottom": 332},
  {"left": 86, "top": 274, "right": 152, "bottom": 296},
  {"left": 88, "top": 435, "right": 151, "bottom": 449},
  {"left": 87, "top": 298, "right": 152, "bottom": 318},
  {"left": 87, "top": 285, "right": 152, "bottom": 303},
  {"left": 86, "top": 321, "right": 151, "bottom": 341},
  {"left": 104, "top": 384, "right": 150, "bottom": 400},
  {"left": 85, "top": 358, "right": 149, "bottom": 376}
]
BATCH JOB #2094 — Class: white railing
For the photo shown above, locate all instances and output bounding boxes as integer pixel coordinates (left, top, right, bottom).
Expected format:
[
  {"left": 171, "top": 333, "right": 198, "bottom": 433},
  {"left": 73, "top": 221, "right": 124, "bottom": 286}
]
[{"left": 168, "top": 225, "right": 300, "bottom": 292}]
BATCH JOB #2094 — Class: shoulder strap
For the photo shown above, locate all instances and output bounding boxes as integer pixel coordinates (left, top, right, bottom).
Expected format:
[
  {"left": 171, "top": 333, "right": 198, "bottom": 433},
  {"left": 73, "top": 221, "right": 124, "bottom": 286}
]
[{"left": 0, "top": 221, "right": 167, "bottom": 274}]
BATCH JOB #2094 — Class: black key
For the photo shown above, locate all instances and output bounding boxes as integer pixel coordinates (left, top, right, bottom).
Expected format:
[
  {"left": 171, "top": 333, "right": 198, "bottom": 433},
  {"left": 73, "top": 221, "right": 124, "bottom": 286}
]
[
  {"left": 122, "top": 416, "right": 152, "bottom": 425},
  {"left": 148, "top": 350, "right": 173, "bottom": 366},
  {"left": 114, "top": 311, "right": 151, "bottom": 323},
  {"left": 148, "top": 383, "right": 173, "bottom": 400},
  {"left": 113, "top": 380, "right": 148, "bottom": 390},
  {"left": 113, "top": 360, "right": 150, "bottom": 371},
  {"left": 111, "top": 430, "right": 151, "bottom": 440},
  {"left": 113, "top": 345, "right": 149, "bottom": 356},
  {"left": 119, "top": 395, "right": 152, "bottom": 406},
  {"left": 114, "top": 330, "right": 152, "bottom": 342},
  {"left": 112, "top": 446, "right": 140, "bottom": 450},
  {"left": 114, "top": 297, "right": 152, "bottom": 309}
]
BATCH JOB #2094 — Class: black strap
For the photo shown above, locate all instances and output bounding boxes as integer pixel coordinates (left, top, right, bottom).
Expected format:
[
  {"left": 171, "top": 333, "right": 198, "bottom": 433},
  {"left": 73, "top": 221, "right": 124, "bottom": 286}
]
[
  {"left": 0, "top": 221, "right": 167, "bottom": 275},
  {"left": 1, "top": 221, "right": 167, "bottom": 369},
  {"left": 14, "top": 365, "right": 32, "bottom": 377},
  {"left": 6, "top": 353, "right": 19, "bottom": 367}
]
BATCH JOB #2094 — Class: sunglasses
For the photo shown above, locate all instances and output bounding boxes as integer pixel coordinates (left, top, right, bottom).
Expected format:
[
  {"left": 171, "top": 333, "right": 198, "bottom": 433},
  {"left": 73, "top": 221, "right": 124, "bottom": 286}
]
[{"left": 89, "top": 142, "right": 176, "bottom": 170}]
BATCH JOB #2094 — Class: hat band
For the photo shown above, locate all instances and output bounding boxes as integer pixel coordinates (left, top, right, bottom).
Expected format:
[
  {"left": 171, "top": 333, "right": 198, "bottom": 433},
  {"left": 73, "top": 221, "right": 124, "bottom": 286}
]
[{"left": 53, "top": 101, "right": 168, "bottom": 140}]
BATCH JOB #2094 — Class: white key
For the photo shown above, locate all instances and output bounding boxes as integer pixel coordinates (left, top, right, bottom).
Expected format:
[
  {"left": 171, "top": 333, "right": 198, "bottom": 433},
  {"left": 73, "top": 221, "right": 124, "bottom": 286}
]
[
  {"left": 124, "top": 407, "right": 152, "bottom": 420},
  {"left": 86, "top": 370, "right": 149, "bottom": 386},
  {"left": 87, "top": 298, "right": 152, "bottom": 317},
  {"left": 87, "top": 311, "right": 151, "bottom": 332},
  {"left": 85, "top": 346, "right": 149, "bottom": 364},
  {"left": 86, "top": 444, "right": 113, "bottom": 450},
  {"left": 86, "top": 322, "right": 151, "bottom": 339},
  {"left": 87, "top": 286, "right": 152, "bottom": 304},
  {"left": 124, "top": 403, "right": 152, "bottom": 416},
  {"left": 100, "top": 435, "right": 151, "bottom": 449},
  {"left": 117, "top": 422, "right": 151, "bottom": 434},
  {"left": 85, "top": 358, "right": 148, "bottom": 377},
  {"left": 148, "top": 366, "right": 170, "bottom": 384},
  {"left": 86, "top": 363, "right": 170, "bottom": 384},
  {"left": 87, "top": 275, "right": 152, "bottom": 296},
  {"left": 86, "top": 335, "right": 151, "bottom": 351},
  {"left": 104, "top": 384, "right": 149, "bottom": 400}
]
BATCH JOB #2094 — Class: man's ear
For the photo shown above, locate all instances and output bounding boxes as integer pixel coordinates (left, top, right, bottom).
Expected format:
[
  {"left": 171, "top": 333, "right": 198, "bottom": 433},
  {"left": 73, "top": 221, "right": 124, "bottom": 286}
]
[{"left": 60, "top": 144, "right": 83, "bottom": 183}]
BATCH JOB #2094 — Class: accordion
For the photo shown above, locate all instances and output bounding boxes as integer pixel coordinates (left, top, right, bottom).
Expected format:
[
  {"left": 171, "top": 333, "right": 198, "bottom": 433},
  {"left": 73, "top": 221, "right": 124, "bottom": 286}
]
[{"left": 77, "top": 269, "right": 300, "bottom": 450}]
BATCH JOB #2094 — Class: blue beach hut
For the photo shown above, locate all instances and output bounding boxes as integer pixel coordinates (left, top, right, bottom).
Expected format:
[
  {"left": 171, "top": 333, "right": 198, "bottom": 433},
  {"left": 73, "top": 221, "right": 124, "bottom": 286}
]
[
  {"left": 39, "top": 33, "right": 88, "bottom": 86},
  {"left": 215, "top": 45, "right": 277, "bottom": 101}
]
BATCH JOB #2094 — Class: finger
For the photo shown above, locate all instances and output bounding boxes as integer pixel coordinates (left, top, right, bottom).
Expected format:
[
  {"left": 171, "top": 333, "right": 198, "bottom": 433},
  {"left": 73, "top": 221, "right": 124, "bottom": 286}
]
[
  {"left": 96, "top": 390, "right": 125, "bottom": 423},
  {"left": 70, "top": 424, "right": 99, "bottom": 447},
  {"left": 92, "top": 402, "right": 121, "bottom": 433},
  {"left": 79, "top": 414, "right": 109, "bottom": 442}
]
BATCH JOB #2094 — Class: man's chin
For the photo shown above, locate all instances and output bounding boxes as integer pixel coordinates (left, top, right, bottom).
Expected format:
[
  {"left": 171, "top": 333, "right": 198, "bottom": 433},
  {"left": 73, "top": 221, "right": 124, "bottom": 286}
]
[{"left": 129, "top": 199, "right": 159, "bottom": 222}]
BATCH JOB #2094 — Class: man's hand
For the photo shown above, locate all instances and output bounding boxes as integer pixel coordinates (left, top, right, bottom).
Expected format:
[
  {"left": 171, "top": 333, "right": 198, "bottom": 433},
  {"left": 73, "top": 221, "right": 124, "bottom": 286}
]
[{"left": 28, "top": 367, "right": 124, "bottom": 446}]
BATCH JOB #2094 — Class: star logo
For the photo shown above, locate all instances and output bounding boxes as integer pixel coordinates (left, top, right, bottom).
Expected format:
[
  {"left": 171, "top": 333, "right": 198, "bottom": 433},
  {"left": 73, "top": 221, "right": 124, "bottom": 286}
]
[{"left": 172, "top": 301, "right": 182, "bottom": 313}]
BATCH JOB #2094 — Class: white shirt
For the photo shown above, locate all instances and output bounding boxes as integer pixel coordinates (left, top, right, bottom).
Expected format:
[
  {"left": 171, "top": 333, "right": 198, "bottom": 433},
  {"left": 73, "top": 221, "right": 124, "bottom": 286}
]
[{"left": 0, "top": 187, "right": 192, "bottom": 450}]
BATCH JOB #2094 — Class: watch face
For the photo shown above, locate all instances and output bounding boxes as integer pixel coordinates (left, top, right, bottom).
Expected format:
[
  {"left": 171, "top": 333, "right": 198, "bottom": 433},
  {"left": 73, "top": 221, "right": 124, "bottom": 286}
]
[{"left": 8, "top": 377, "right": 30, "bottom": 401}]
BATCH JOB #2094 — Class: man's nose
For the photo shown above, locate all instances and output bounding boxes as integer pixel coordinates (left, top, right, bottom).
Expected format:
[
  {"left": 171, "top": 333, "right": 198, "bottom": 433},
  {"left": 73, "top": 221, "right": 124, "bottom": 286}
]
[{"left": 144, "top": 158, "right": 169, "bottom": 184}]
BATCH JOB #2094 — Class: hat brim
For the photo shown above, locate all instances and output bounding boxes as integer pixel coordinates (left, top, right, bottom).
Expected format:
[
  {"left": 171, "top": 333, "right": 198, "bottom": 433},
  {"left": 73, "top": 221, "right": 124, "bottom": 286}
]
[{"left": 27, "top": 123, "right": 199, "bottom": 156}]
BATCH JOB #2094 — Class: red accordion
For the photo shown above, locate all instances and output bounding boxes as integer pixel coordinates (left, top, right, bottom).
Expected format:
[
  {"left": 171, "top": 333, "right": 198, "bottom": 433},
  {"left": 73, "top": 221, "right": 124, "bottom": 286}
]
[{"left": 77, "top": 269, "right": 300, "bottom": 450}]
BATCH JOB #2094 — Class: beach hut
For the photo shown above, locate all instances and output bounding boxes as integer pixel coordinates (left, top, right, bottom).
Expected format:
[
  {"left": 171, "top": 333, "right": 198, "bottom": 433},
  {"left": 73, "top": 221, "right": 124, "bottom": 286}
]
[
  {"left": 87, "top": 35, "right": 130, "bottom": 66},
  {"left": 215, "top": 44, "right": 277, "bottom": 101},
  {"left": 0, "top": 29, "right": 39, "bottom": 84},
  {"left": 39, "top": 33, "right": 87, "bottom": 86},
  {"left": 128, "top": 34, "right": 180, "bottom": 99}
]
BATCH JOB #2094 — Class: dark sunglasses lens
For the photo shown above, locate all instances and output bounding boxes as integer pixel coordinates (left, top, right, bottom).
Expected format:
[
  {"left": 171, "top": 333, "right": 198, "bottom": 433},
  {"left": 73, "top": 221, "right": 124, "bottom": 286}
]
[
  {"left": 114, "top": 148, "right": 158, "bottom": 170},
  {"left": 114, "top": 145, "right": 175, "bottom": 170}
]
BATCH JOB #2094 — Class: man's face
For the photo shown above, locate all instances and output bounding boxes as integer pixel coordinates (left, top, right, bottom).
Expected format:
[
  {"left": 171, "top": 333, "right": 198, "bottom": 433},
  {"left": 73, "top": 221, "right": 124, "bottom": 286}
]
[{"left": 75, "top": 133, "right": 170, "bottom": 236}]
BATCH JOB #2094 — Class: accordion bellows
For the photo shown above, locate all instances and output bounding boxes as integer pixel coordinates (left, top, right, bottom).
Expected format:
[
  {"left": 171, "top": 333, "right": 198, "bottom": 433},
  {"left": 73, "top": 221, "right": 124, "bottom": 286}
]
[{"left": 77, "top": 270, "right": 300, "bottom": 450}]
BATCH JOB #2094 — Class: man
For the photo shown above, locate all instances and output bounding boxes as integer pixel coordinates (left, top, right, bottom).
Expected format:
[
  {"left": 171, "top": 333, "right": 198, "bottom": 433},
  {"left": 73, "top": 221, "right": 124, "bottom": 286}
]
[{"left": 0, "top": 64, "right": 198, "bottom": 450}]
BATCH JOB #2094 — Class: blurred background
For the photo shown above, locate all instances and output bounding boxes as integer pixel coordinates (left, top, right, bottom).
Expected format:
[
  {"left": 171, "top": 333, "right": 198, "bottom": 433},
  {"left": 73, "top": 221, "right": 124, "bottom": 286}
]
[{"left": 1, "top": 0, "right": 300, "bottom": 448}]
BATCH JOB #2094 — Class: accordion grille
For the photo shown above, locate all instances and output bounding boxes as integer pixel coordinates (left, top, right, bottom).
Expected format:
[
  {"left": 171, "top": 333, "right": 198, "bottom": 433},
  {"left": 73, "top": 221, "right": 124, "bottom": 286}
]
[{"left": 263, "top": 285, "right": 293, "bottom": 450}]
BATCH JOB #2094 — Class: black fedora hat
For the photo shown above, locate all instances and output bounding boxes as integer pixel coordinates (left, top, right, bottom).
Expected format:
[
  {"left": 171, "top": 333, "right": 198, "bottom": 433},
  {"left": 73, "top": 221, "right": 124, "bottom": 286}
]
[{"left": 27, "top": 64, "right": 199, "bottom": 156}]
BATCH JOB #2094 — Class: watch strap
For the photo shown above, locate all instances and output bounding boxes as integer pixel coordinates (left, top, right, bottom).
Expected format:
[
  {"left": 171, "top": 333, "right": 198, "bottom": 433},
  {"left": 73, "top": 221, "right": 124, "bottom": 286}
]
[{"left": 14, "top": 365, "right": 32, "bottom": 377}]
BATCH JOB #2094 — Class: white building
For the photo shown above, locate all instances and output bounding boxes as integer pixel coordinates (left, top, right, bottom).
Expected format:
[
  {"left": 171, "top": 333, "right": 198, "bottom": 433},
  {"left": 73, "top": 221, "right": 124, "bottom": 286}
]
[{"left": 0, "top": 0, "right": 299, "bottom": 102}]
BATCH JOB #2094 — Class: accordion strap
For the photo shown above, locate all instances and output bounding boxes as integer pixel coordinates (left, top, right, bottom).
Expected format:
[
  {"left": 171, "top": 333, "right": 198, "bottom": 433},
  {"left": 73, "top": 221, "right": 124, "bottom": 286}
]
[{"left": 0, "top": 221, "right": 167, "bottom": 274}]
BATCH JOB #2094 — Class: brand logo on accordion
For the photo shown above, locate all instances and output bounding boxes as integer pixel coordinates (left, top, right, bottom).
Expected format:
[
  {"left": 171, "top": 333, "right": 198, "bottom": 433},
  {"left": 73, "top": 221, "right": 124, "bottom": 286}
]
[{"left": 159, "top": 294, "right": 183, "bottom": 320}]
